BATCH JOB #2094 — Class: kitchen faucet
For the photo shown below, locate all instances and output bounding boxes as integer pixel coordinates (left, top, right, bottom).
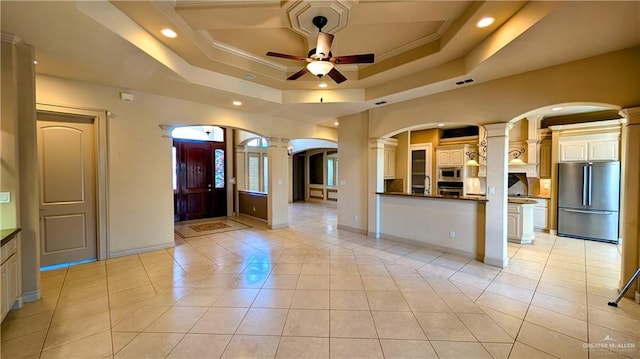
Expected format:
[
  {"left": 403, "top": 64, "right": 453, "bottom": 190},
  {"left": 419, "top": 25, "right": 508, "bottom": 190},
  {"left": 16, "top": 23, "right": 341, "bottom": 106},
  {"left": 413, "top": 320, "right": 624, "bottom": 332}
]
[{"left": 424, "top": 175, "right": 431, "bottom": 195}]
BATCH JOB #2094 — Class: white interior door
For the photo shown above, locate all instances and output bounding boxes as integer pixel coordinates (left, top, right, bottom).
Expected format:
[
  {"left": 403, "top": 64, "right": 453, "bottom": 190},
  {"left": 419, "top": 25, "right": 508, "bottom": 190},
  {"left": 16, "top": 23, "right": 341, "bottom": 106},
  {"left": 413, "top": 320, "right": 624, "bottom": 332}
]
[{"left": 37, "top": 116, "right": 96, "bottom": 267}]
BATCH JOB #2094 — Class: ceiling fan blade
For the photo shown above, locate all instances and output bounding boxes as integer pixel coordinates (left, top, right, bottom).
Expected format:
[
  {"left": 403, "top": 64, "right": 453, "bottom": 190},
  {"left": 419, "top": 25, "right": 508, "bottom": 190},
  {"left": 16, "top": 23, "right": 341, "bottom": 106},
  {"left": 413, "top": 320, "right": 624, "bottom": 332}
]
[
  {"left": 331, "top": 53, "right": 375, "bottom": 64},
  {"left": 327, "top": 68, "right": 347, "bottom": 84},
  {"left": 315, "top": 32, "right": 334, "bottom": 59},
  {"left": 287, "top": 67, "right": 308, "bottom": 80},
  {"left": 266, "top": 52, "right": 307, "bottom": 61}
]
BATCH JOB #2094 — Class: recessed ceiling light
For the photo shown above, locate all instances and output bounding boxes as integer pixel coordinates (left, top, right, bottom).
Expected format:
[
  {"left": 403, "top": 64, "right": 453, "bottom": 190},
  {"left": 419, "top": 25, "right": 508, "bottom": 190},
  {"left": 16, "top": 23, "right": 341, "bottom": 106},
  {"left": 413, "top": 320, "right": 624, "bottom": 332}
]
[
  {"left": 437, "top": 123, "right": 445, "bottom": 127},
  {"left": 33, "top": 60, "right": 38, "bottom": 65},
  {"left": 232, "top": 101, "right": 242, "bottom": 106},
  {"left": 318, "top": 82, "right": 328, "bottom": 88},
  {"left": 552, "top": 107, "right": 563, "bottom": 111},
  {"left": 334, "top": 121, "right": 339, "bottom": 126},
  {"left": 161, "top": 28, "right": 177, "bottom": 38},
  {"left": 476, "top": 17, "right": 495, "bottom": 28}
]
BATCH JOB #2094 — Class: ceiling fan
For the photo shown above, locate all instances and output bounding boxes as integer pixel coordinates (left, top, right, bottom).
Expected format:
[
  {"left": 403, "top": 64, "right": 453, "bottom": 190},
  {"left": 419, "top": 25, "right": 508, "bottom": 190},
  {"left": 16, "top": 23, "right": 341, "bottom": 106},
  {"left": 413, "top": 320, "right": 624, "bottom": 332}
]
[{"left": 266, "top": 16, "right": 374, "bottom": 84}]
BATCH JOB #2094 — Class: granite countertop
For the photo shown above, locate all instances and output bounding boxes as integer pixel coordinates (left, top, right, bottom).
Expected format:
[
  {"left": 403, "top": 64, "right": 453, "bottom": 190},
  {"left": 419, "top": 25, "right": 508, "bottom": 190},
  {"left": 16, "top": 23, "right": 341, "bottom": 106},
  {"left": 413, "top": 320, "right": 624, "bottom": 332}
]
[
  {"left": 1, "top": 228, "right": 21, "bottom": 247},
  {"left": 378, "top": 192, "right": 488, "bottom": 202}
]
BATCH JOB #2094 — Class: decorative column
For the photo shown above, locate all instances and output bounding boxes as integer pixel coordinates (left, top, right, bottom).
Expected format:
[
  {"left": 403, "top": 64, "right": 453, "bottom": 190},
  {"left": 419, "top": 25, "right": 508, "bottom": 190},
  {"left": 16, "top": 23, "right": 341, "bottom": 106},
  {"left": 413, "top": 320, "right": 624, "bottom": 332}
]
[
  {"left": 267, "top": 137, "right": 289, "bottom": 229},
  {"left": 619, "top": 107, "right": 640, "bottom": 299},
  {"left": 526, "top": 115, "right": 543, "bottom": 177},
  {"left": 483, "top": 123, "right": 510, "bottom": 268},
  {"left": 367, "top": 138, "right": 385, "bottom": 238}
]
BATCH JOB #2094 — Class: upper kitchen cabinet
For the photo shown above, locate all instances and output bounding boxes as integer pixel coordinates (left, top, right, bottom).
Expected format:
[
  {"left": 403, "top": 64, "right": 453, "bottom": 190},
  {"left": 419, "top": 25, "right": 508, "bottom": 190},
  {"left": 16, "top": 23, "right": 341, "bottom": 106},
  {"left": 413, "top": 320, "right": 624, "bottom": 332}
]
[
  {"left": 384, "top": 138, "right": 398, "bottom": 179},
  {"left": 559, "top": 133, "right": 619, "bottom": 162},
  {"left": 436, "top": 146, "right": 465, "bottom": 167}
]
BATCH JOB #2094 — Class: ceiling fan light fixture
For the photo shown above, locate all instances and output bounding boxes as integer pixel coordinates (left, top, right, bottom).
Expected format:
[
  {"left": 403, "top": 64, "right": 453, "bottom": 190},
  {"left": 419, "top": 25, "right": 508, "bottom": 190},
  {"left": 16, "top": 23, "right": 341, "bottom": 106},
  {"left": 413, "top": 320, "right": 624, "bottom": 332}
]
[{"left": 307, "top": 61, "right": 334, "bottom": 77}]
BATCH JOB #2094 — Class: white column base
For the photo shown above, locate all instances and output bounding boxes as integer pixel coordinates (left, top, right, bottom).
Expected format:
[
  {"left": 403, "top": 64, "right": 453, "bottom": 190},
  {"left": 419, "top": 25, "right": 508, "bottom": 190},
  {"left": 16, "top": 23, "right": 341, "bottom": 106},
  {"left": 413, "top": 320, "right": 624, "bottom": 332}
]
[{"left": 484, "top": 255, "right": 509, "bottom": 268}]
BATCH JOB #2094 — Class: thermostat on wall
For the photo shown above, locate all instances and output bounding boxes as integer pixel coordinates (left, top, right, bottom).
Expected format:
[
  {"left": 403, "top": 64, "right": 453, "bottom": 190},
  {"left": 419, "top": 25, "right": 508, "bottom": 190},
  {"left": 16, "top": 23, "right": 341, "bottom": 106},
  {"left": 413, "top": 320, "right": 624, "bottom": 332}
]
[{"left": 0, "top": 192, "right": 10, "bottom": 204}]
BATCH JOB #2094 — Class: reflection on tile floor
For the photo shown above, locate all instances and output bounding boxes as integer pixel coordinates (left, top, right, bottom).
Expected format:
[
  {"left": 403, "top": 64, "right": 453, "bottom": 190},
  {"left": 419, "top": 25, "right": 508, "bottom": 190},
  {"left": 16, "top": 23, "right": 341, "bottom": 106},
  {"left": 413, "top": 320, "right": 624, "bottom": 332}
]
[{"left": 2, "top": 202, "right": 639, "bottom": 358}]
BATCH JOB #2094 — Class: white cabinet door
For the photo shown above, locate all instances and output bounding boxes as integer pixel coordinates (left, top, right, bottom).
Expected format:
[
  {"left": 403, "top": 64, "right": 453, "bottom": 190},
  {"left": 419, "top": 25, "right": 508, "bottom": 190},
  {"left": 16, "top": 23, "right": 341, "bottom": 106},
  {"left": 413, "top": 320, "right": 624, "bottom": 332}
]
[
  {"left": 450, "top": 149, "right": 464, "bottom": 166},
  {"left": 507, "top": 211, "right": 519, "bottom": 239},
  {"left": 589, "top": 140, "right": 618, "bottom": 161},
  {"left": 384, "top": 148, "right": 396, "bottom": 179},
  {"left": 560, "top": 141, "right": 588, "bottom": 162},
  {"left": 1, "top": 262, "right": 7, "bottom": 320},
  {"left": 7, "top": 255, "right": 19, "bottom": 311},
  {"left": 437, "top": 150, "right": 451, "bottom": 166},
  {"left": 533, "top": 207, "right": 547, "bottom": 230}
]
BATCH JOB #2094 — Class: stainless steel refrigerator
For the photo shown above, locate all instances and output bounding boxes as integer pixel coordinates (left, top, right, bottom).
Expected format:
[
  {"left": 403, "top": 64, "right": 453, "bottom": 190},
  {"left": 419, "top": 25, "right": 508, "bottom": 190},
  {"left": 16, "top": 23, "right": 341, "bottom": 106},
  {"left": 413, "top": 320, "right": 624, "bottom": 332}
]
[{"left": 557, "top": 161, "right": 620, "bottom": 243}]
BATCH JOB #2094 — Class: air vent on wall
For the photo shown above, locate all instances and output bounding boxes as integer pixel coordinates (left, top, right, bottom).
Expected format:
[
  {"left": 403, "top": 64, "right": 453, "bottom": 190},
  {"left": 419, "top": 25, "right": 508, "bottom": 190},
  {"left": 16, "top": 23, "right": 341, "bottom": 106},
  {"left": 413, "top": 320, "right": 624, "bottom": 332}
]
[
  {"left": 455, "top": 78, "right": 475, "bottom": 86},
  {"left": 375, "top": 100, "right": 387, "bottom": 105}
]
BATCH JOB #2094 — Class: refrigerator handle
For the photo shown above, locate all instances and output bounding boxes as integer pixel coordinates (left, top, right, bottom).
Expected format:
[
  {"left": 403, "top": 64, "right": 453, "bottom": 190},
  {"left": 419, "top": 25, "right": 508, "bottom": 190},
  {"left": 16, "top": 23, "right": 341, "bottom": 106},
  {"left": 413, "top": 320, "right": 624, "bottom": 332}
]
[
  {"left": 582, "top": 164, "right": 587, "bottom": 207},
  {"left": 588, "top": 164, "right": 593, "bottom": 207}
]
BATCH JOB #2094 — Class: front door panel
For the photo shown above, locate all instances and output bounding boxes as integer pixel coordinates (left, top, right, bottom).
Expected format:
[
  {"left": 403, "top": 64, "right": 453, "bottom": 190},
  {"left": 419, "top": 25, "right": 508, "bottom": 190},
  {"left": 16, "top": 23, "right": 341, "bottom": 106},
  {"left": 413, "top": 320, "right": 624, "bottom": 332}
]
[{"left": 174, "top": 138, "right": 226, "bottom": 221}]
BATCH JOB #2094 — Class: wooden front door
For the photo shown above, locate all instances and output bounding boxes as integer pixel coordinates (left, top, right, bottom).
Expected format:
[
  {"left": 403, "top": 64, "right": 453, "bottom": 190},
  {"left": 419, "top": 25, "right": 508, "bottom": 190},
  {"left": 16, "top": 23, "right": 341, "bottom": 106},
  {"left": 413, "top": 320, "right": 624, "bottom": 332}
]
[
  {"left": 37, "top": 115, "right": 97, "bottom": 266},
  {"left": 174, "top": 138, "right": 226, "bottom": 221}
]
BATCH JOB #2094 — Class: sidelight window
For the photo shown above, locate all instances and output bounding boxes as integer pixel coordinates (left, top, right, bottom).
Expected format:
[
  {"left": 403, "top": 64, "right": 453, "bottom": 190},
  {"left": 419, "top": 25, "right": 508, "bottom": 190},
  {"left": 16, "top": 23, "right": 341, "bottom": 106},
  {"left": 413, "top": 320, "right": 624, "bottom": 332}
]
[{"left": 214, "top": 149, "right": 225, "bottom": 188}]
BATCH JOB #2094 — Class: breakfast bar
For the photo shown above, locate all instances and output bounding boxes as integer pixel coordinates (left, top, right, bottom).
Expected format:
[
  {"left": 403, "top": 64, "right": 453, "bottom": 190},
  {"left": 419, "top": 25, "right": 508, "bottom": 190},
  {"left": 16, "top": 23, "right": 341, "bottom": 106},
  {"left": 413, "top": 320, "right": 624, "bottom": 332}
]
[{"left": 376, "top": 192, "right": 487, "bottom": 260}]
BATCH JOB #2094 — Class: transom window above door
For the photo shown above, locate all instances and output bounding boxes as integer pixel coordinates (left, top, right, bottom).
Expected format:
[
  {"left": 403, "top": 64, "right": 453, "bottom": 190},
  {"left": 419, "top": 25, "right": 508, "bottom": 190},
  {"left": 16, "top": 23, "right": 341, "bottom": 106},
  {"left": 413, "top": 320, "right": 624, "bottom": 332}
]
[{"left": 171, "top": 125, "right": 224, "bottom": 142}]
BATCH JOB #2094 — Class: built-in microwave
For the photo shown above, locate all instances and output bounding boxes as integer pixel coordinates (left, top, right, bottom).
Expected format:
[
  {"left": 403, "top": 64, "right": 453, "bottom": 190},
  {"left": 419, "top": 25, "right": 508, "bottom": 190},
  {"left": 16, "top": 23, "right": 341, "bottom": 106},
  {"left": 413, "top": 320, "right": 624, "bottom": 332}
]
[{"left": 438, "top": 167, "right": 463, "bottom": 181}]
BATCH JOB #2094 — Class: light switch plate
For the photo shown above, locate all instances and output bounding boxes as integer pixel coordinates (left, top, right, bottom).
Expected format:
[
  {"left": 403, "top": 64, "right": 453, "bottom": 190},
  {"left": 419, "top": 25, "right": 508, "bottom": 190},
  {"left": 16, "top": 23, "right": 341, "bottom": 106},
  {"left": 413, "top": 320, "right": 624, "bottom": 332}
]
[{"left": 0, "top": 192, "right": 10, "bottom": 203}]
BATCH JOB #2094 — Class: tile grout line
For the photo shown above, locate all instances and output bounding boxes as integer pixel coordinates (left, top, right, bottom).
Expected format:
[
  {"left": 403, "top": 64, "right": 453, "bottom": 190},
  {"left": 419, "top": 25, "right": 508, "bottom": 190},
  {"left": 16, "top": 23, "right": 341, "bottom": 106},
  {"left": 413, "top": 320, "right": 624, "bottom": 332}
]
[{"left": 38, "top": 265, "right": 70, "bottom": 357}]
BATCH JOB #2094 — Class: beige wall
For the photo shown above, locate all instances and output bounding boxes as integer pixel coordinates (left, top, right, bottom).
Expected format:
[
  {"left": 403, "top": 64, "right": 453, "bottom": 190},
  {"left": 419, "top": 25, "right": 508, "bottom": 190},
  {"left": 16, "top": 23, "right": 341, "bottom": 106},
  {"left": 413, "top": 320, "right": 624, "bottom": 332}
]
[
  {"left": 35, "top": 75, "right": 337, "bottom": 255},
  {"left": 410, "top": 129, "right": 441, "bottom": 145},
  {"left": 337, "top": 111, "right": 369, "bottom": 233},
  {"left": 369, "top": 46, "right": 640, "bottom": 138},
  {"left": 0, "top": 41, "right": 19, "bottom": 229}
]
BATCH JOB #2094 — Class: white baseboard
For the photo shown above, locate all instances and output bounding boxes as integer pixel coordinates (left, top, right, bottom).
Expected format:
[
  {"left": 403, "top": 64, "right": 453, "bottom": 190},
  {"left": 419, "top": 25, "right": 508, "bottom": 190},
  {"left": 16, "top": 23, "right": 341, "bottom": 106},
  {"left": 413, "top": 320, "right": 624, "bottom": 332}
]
[
  {"left": 109, "top": 241, "right": 175, "bottom": 258},
  {"left": 269, "top": 222, "right": 289, "bottom": 230},
  {"left": 22, "top": 289, "right": 41, "bottom": 303},
  {"left": 484, "top": 256, "right": 509, "bottom": 268},
  {"left": 337, "top": 224, "right": 367, "bottom": 235}
]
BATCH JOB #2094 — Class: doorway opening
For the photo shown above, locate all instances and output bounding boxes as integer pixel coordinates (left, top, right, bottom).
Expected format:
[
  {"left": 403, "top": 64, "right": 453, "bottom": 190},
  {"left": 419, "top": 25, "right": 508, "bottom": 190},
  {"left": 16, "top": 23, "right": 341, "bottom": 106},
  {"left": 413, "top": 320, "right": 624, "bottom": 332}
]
[
  {"left": 172, "top": 126, "right": 227, "bottom": 221},
  {"left": 35, "top": 104, "right": 109, "bottom": 270}
]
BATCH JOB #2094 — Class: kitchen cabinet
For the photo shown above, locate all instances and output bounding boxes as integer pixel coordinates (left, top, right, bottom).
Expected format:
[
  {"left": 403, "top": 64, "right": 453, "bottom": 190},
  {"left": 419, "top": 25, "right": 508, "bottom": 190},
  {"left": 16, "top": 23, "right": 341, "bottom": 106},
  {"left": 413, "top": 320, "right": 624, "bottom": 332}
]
[
  {"left": 1, "top": 234, "right": 21, "bottom": 321},
  {"left": 507, "top": 201, "right": 535, "bottom": 244},
  {"left": 384, "top": 139, "right": 398, "bottom": 179},
  {"left": 437, "top": 147, "right": 464, "bottom": 167},
  {"left": 532, "top": 198, "right": 549, "bottom": 231},
  {"left": 559, "top": 134, "right": 619, "bottom": 162},
  {"left": 539, "top": 140, "right": 551, "bottom": 178}
]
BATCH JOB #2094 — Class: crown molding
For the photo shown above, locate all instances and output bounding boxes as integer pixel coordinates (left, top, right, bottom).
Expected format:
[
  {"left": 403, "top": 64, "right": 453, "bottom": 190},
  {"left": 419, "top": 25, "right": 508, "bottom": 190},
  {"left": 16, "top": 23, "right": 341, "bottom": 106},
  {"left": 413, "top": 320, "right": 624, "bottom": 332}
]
[{"left": 1, "top": 32, "right": 22, "bottom": 44}]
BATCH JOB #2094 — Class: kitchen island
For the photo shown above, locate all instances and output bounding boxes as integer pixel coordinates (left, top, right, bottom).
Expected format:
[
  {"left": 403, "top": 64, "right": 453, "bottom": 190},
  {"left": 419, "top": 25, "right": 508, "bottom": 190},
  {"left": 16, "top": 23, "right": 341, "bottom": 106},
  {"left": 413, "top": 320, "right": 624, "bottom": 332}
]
[
  {"left": 507, "top": 198, "right": 536, "bottom": 244},
  {"left": 376, "top": 192, "right": 487, "bottom": 260}
]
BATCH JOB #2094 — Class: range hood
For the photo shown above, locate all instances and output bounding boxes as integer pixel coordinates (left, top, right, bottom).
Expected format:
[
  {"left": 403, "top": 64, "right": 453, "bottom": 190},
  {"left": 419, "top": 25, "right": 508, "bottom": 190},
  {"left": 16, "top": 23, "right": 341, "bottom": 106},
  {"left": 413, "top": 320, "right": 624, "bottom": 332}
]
[{"left": 508, "top": 163, "right": 537, "bottom": 176}]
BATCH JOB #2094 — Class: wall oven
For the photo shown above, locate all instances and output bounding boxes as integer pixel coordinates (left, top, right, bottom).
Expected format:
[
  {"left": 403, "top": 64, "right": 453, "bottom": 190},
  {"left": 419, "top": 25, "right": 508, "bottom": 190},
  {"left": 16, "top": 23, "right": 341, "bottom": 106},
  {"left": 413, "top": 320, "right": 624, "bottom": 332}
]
[
  {"left": 438, "top": 167, "right": 463, "bottom": 181},
  {"left": 437, "top": 181, "right": 464, "bottom": 197}
]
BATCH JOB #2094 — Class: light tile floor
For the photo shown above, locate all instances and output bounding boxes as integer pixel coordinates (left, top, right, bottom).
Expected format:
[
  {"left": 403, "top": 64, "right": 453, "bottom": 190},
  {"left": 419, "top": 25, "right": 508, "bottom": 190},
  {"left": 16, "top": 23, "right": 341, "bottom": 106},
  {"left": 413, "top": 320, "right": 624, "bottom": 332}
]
[{"left": 2, "top": 202, "right": 639, "bottom": 358}]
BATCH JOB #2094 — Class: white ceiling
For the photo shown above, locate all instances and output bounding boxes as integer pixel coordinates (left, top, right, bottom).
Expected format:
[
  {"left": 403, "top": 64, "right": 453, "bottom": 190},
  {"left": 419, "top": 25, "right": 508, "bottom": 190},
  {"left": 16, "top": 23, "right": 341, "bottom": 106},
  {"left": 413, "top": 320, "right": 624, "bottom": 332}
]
[{"left": 1, "top": 1, "right": 639, "bottom": 127}]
